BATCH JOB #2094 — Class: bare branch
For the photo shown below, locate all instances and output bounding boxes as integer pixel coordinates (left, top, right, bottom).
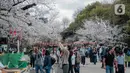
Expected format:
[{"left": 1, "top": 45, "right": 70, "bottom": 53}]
[
  {"left": 0, "top": 8, "right": 8, "bottom": 11},
  {"left": 0, "top": 13, "right": 9, "bottom": 17},
  {"left": 12, "top": 0, "right": 26, "bottom": 6},
  {"left": 21, "top": 3, "right": 36, "bottom": 10}
]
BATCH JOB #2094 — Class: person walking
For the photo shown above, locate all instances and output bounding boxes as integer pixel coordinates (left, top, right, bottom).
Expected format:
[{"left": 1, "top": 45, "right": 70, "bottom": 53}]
[
  {"left": 99, "top": 46, "right": 103, "bottom": 62},
  {"left": 92, "top": 48, "right": 97, "bottom": 65},
  {"left": 68, "top": 50, "right": 76, "bottom": 73},
  {"left": 101, "top": 46, "right": 107, "bottom": 68},
  {"left": 115, "top": 51, "right": 125, "bottom": 73},
  {"left": 103, "top": 46, "right": 116, "bottom": 73},
  {"left": 74, "top": 49, "right": 81, "bottom": 73},
  {"left": 80, "top": 46, "right": 86, "bottom": 66},
  {"left": 50, "top": 47, "right": 58, "bottom": 73},
  {"left": 30, "top": 49, "right": 35, "bottom": 69},
  {"left": 89, "top": 47, "right": 93, "bottom": 63},
  {"left": 44, "top": 50, "right": 52, "bottom": 73},
  {"left": 34, "top": 46, "right": 44, "bottom": 73},
  {"left": 68, "top": 46, "right": 73, "bottom": 73}
]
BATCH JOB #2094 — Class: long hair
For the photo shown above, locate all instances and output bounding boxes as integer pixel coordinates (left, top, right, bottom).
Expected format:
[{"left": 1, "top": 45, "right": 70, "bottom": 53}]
[
  {"left": 45, "top": 50, "right": 50, "bottom": 56},
  {"left": 119, "top": 50, "right": 123, "bottom": 56},
  {"left": 68, "top": 45, "right": 72, "bottom": 51}
]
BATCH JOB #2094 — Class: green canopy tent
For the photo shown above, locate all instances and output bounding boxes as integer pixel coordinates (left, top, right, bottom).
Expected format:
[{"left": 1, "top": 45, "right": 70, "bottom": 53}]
[{"left": 0, "top": 53, "right": 28, "bottom": 69}]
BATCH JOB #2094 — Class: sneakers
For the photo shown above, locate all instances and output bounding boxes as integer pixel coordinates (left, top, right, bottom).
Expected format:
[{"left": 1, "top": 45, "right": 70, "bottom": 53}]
[{"left": 30, "top": 67, "right": 35, "bottom": 70}]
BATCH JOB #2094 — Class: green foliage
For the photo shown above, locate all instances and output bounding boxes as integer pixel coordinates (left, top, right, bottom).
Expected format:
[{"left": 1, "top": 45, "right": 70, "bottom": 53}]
[
  {"left": 89, "top": 6, "right": 112, "bottom": 20},
  {"left": 67, "top": 0, "right": 130, "bottom": 31},
  {"left": 124, "top": 20, "right": 130, "bottom": 34},
  {"left": 124, "top": 36, "right": 130, "bottom": 47},
  {"left": 127, "top": 20, "right": 130, "bottom": 26},
  {"left": 66, "top": 1, "right": 107, "bottom": 32},
  {"left": 125, "top": 27, "right": 130, "bottom": 34},
  {"left": 62, "top": 0, "right": 130, "bottom": 46}
]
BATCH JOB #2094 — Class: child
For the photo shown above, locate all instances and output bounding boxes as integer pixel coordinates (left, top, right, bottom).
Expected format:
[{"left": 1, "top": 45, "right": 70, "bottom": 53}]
[{"left": 116, "top": 51, "right": 125, "bottom": 73}]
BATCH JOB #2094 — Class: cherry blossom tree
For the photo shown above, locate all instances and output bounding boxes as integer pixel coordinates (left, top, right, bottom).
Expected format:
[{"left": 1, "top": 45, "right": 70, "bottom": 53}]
[
  {"left": 76, "top": 19, "right": 122, "bottom": 43},
  {"left": 0, "top": 0, "right": 61, "bottom": 46}
]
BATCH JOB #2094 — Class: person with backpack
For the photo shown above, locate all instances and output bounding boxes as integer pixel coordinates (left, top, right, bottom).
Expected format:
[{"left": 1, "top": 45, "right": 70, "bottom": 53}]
[
  {"left": 74, "top": 49, "right": 81, "bottom": 73},
  {"left": 44, "top": 50, "right": 52, "bottom": 73},
  {"left": 34, "top": 47, "right": 44, "bottom": 73}
]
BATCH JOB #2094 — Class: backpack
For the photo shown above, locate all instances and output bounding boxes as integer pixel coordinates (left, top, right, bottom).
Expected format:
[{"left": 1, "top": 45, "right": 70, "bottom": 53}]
[
  {"left": 126, "top": 50, "right": 130, "bottom": 56},
  {"left": 101, "top": 48, "right": 106, "bottom": 56},
  {"left": 75, "top": 52, "right": 81, "bottom": 63},
  {"left": 51, "top": 57, "right": 56, "bottom": 65},
  {"left": 35, "top": 54, "right": 43, "bottom": 65}
]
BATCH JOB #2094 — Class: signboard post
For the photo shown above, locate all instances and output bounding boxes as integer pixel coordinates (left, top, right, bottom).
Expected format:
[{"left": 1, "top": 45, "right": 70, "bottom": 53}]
[
  {"left": 17, "top": 40, "right": 20, "bottom": 53},
  {"left": 115, "top": 4, "right": 125, "bottom": 15}
]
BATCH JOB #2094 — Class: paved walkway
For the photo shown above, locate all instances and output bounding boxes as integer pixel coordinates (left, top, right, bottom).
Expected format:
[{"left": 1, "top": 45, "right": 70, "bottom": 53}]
[
  {"left": 81, "top": 62, "right": 130, "bottom": 73},
  {"left": 30, "top": 59, "right": 130, "bottom": 73}
]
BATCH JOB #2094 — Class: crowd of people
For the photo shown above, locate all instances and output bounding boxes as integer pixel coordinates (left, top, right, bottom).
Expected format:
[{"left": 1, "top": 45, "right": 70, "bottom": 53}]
[{"left": 29, "top": 41, "right": 130, "bottom": 73}]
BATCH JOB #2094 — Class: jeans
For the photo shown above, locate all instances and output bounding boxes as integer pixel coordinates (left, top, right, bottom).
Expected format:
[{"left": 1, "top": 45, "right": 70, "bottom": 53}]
[
  {"left": 74, "top": 63, "right": 80, "bottom": 73},
  {"left": 93, "top": 55, "right": 97, "bottom": 65},
  {"left": 106, "top": 65, "right": 114, "bottom": 73},
  {"left": 117, "top": 64, "right": 124, "bottom": 73},
  {"left": 44, "top": 66, "right": 51, "bottom": 73},
  {"left": 81, "top": 56, "right": 85, "bottom": 65},
  {"left": 35, "top": 65, "right": 44, "bottom": 73},
  {"left": 45, "top": 68, "right": 51, "bottom": 73},
  {"left": 68, "top": 64, "right": 74, "bottom": 73},
  {"left": 128, "top": 62, "right": 130, "bottom": 67},
  {"left": 30, "top": 56, "right": 35, "bottom": 68}
]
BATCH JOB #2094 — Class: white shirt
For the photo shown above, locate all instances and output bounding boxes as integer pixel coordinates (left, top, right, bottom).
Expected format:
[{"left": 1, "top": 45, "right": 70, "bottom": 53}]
[
  {"left": 71, "top": 54, "right": 76, "bottom": 65},
  {"left": 57, "top": 50, "right": 60, "bottom": 57},
  {"left": 51, "top": 53, "right": 57, "bottom": 62},
  {"left": 99, "top": 47, "right": 102, "bottom": 54}
]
